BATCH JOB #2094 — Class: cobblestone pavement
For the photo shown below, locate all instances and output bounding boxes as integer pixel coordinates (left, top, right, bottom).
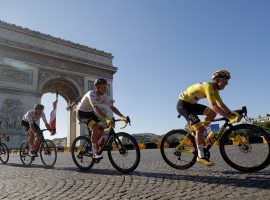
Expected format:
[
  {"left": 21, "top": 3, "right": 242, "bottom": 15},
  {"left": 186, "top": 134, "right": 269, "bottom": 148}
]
[{"left": 0, "top": 148, "right": 269, "bottom": 200}]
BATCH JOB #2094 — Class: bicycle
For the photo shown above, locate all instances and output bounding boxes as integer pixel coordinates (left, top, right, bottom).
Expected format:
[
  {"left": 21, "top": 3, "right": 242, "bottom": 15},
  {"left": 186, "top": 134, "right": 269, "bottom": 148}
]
[
  {"left": 71, "top": 116, "right": 141, "bottom": 173},
  {"left": 160, "top": 106, "right": 270, "bottom": 172},
  {"left": 19, "top": 129, "right": 57, "bottom": 168},
  {"left": 0, "top": 133, "right": 9, "bottom": 164}
]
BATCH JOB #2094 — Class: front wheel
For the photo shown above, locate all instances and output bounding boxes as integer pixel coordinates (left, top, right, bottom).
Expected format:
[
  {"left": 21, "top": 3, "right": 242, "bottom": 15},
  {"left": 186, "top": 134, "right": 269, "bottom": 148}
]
[
  {"left": 0, "top": 143, "right": 9, "bottom": 164},
  {"left": 160, "top": 129, "right": 197, "bottom": 170},
  {"left": 40, "top": 139, "right": 57, "bottom": 168},
  {"left": 19, "top": 142, "right": 33, "bottom": 166},
  {"left": 107, "top": 132, "right": 140, "bottom": 173},
  {"left": 71, "top": 136, "right": 94, "bottom": 171},
  {"left": 220, "top": 124, "right": 270, "bottom": 172}
]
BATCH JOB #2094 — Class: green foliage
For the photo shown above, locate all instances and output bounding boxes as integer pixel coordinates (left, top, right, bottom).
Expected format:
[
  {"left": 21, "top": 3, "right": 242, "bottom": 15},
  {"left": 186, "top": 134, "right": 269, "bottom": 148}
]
[{"left": 252, "top": 121, "right": 270, "bottom": 134}]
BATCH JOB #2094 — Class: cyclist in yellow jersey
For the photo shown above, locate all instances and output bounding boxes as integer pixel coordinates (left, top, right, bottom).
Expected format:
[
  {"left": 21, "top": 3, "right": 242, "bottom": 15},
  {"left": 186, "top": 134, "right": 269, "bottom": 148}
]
[{"left": 177, "top": 69, "right": 240, "bottom": 166}]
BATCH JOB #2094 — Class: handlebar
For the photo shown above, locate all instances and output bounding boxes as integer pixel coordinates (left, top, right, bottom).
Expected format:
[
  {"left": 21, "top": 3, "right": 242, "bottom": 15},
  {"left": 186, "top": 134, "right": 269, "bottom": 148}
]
[
  {"left": 104, "top": 116, "right": 131, "bottom": 131},
  {"left": 202, "top": 106, "right": 248, "bottom": 125}
]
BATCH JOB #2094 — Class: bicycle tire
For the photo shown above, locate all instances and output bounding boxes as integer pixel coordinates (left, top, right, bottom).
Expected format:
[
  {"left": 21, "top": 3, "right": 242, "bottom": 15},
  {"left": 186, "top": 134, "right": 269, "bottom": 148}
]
[
  {"left": 71, "top": 136, "right": 94, "bottom": 171},
  {"left": 160, "top": 129, "right": 197, "bottom": 170},
  {"left": 220, "top": 124, "right": 270, "bottom": 172},
  {"left": 40, "top": 139, "right": 57, "bottom": 168},
  {"left": 107, "top": 132, "right": 140, "bottom": 173},
  {"left": 0, "top": 143, "right": 9, "bottom": 164},
  {"left": 19, "top": 142, "right": 33, "bottom": 166}
]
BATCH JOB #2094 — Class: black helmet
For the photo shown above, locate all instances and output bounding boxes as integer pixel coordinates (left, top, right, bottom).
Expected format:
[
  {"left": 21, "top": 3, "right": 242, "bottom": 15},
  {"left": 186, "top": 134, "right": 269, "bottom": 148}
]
[
  {"left": 211, "top": 69, "right": 231, "bottom": 80},
  {"left": 94, "top": 78, "right": 108, "bottom": 86},
  {"left": 34, "top": 104, "right": 44, "bottom": 110}
]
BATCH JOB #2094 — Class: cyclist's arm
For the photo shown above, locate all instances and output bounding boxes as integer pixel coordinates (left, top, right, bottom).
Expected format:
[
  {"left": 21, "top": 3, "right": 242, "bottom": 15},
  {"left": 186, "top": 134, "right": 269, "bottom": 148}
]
[
  {"left": 110, "top": 105, "right": 124, "bottom": 118},
  {"left": 211, "top": 102, "right": 231, "bottom": 118},
  {"left": 216, "top": 101, "right": 231, "bottom": 115},
  {"left": 205, "top": 83, "right": 231, "bottom": 118},
  {"left": 41, "top": 112, "right": 51, "bottom": 130}
]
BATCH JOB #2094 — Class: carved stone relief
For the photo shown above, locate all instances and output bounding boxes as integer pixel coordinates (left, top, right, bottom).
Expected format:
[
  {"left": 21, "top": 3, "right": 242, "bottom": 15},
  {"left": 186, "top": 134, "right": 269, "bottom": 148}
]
[
  {"left": 0, "top": 64, "right": 33, "bottom": 85},
  {"left": 0, "top": 99, "right": 24, "bottom": 130}
]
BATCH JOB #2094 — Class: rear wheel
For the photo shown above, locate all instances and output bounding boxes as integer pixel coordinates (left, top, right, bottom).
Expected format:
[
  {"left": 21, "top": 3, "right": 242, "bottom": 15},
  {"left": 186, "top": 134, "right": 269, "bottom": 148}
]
[
  {"left": 40, "top": 139, "right": 57, "bottom": 168},
  {"left": 71, "top": 136, "right": 94, "bottom": 171},
  {"left": 19, "top": 142, "right": 33, "bottom": 166},
  {"left": 220, "top": 124, "right": 270, "bottom": 172},
  {"left": 160, "top": 129, "right": 197, "bottom": 170},
  {"left": 107, "top": 132, "right": 140, "bottom": 173},
  {"left": 0, "top": 143, "right": 9, "bottom": 164}
]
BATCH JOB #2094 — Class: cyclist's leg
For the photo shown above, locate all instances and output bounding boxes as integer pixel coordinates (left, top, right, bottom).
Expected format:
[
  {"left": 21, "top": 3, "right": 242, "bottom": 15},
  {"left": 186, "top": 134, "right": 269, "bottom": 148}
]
[
  {"left": 191, "top": 104, "right": 215, "bottom": 166},
  {"left": 177, "top": 100, "right": 214, "bottom": 166},
  {"left": 78, "top": 110, "right": 103, "bottom": 158},
  {"left": 21, "top": 120, "right": 33, "bottom": 151},
  {"left": 33, "top": 126, "right": 41, "bottom": 152},
  {"left": 203, "top": 107, "right": 216, "bottom": 127}
]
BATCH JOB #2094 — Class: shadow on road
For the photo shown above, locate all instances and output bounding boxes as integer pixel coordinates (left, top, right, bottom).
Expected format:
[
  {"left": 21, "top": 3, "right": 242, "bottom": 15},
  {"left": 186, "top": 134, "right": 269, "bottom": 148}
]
[
  {"left": 52, "top": 166, "right": 270, "bottom": 190},
  {"left": 3, "top": 162, "right": 270, "bottom": 190}
]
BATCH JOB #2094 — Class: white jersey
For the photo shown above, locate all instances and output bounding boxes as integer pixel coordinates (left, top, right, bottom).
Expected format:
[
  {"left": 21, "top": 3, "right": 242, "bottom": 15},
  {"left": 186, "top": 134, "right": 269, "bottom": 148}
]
[
  {"left": 78, "top": 90, "right": 114, "bottom": 112},
  {"left": 22, "top": 110, "right": 48, "bottom": 124}
]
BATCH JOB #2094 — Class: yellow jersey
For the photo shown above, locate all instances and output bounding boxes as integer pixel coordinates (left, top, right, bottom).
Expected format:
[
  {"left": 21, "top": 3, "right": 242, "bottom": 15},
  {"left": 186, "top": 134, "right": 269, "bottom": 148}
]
[{"left": 179, "top": 82, "right": 222, "bottom": 104}]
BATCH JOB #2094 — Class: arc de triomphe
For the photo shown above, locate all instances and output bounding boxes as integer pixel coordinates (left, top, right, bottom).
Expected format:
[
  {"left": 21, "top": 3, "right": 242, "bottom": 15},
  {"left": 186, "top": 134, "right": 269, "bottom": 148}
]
[{"left": 0, "top": 21, "right": 117, "bottom": 148}]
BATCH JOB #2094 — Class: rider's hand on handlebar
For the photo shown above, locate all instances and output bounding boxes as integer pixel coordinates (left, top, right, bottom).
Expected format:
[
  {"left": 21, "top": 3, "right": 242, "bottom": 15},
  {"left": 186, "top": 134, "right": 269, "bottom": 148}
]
[
  {"left": 105, "top": 117, "right": 115, "bottom": 128},
  {"left": 228, "top": 111, "right": 242, "bottom": 124},
  {"left": 50, "top": 129, "right": 56, "bottom": 136},
  {"left": 121, "top": 116, "right": 129, "bottom": 123}
]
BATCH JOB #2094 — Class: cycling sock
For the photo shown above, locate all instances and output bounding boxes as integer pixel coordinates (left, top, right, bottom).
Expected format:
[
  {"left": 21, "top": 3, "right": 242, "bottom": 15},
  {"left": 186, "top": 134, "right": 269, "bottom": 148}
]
[
  {"left": 92, "top": 143, "right": 97, "bottom": 154},
  {"left": 197, "top": 144, "right": 205, "bottom": 158}
]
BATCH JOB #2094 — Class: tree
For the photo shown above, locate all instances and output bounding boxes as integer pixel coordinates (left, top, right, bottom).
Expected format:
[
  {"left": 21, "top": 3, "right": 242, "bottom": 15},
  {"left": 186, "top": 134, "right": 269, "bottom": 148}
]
[{"left": 253, "top": 121, "right": 270, "bottom": 134}]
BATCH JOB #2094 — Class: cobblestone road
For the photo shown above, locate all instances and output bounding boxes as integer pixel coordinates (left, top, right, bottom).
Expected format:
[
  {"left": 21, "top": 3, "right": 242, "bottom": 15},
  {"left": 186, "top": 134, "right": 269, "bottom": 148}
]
[{"left": 0, "top": 148, "right": 269, "bottom": 200}]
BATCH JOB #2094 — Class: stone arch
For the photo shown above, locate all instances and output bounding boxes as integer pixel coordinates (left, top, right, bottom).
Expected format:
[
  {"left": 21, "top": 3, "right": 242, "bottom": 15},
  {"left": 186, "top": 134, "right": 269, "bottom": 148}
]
[
  {"left": 38, "top": 75, "right": 84, "bottom": 147},
  {"left": 0, "top": 21, "right": 117, "bottom": 148},
  {"left": 38, "top": 74, "right": 84, "bottom": 102}
]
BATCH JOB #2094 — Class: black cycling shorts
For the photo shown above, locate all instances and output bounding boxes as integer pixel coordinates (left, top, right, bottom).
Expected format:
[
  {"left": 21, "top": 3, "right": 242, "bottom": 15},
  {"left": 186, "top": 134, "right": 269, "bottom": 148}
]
[
  {"left": 77, "top": 110, "right": 101, "bottom": 125},
  {"left": 21, "top": 120, "right": 40, "bottom": 133},
  {"left": 176, "top": 99, "right": 208, "bottom": 125}
]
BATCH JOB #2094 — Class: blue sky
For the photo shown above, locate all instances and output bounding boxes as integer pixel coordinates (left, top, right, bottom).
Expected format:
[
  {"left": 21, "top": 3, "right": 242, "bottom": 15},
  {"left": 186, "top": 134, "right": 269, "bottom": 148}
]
[{"left": 1, "top": 1, "right": 270, "bottom": 138}]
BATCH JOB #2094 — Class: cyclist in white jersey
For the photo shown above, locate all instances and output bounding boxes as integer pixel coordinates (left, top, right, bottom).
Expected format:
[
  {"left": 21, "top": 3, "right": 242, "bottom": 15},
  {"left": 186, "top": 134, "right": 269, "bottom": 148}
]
[
  {"left": 21, "top": 104, "right": 55, "bottom": 157},
  {"left": 77, "top": 78, "right": 128, "bottom": 159}
]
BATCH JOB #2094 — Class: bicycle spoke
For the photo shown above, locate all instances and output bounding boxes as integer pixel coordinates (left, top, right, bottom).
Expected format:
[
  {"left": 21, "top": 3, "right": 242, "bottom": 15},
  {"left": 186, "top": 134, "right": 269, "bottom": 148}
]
[
  {"left": 40, "top": 140, "right": 57, "bottom": 168},
  {"left": 0, "top": 143, "right": 9, "bottom": 164},
  {"left": 71, "top": 136, "right": 94, "bottom": 171},
  {"left": 160, "top": 130, "right": 197, "bottom": 170},
  {"left": 108, "top": 132, "right": 140, "bottom": 173},
  {"left": 220, "top": 124, "right": 270, "bottom": 172}
]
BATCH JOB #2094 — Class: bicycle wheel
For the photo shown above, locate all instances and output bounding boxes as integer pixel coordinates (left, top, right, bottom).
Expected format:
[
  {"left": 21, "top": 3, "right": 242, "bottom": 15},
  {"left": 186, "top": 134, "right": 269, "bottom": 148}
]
[
  {"left": 160, "top": 129, "right": 197, "bottom": 170},
  {"left": 107, "top": 132, "right": 140, "bottom": 173},
  {"left": 71, "top": 136, "right": 94, "bottom": 171},
  {"left": 19, "top": 142, "right": 33, "bottom": 166},
  {"left": 0, "top": 143, "right": 9, "bottom": 164},
  {"left": 220, "top": 124, "right": 270, "bottom": 172},
  {"left": 40, "top": 139, "right": 57, "bottom": 168}
]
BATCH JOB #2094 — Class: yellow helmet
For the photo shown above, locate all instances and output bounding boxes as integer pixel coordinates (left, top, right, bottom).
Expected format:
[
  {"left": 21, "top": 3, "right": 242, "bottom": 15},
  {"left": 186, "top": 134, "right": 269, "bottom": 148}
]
[{"left": 211, "top": 69, "right": 231, "bottom": 80}]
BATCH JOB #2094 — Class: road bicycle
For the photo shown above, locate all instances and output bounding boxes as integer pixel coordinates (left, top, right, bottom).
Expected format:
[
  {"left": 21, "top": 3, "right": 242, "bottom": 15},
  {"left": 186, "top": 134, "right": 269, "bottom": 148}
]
[
  {"left": 0, "top": 133, "right": 9, "bottom": 164},
  {"left": 71, "top": 117, "right": 140, "bottom": 173},
  {"left": 19, "top": 129, "right": 57, "bottom": 168},
  {"left": 160, "top": 106, "right": 270, "bottom": 172}
]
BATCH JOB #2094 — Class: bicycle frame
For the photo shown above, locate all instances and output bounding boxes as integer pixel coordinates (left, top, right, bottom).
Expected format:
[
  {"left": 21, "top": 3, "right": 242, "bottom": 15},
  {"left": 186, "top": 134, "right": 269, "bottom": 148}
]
[
  {"left": 177, "top": 106, "right": 248, "bottom": 153},
  {"left": 34, "top": 129, "right": 52, "bottom": 152},
  {"left": 82, "top": 120, "right": 128, "bottom": 156}
]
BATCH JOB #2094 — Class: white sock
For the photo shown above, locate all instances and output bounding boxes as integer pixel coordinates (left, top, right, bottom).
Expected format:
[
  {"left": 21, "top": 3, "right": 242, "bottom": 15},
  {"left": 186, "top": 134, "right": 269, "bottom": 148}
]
[
  {"left": 197, "top": 145, "right": 205, "bottom": 158},
  {"left": 92, "top": 143, "right": 97, "bottom": 154}
]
